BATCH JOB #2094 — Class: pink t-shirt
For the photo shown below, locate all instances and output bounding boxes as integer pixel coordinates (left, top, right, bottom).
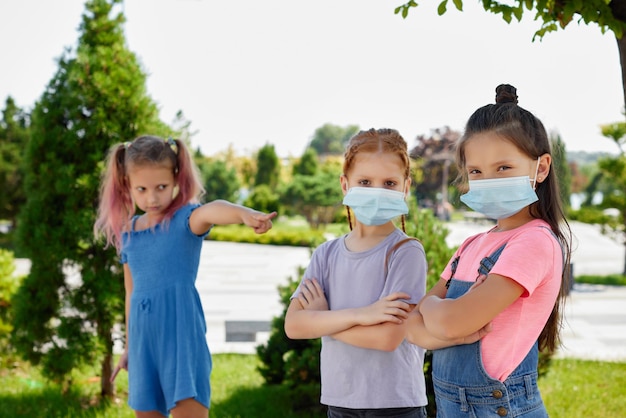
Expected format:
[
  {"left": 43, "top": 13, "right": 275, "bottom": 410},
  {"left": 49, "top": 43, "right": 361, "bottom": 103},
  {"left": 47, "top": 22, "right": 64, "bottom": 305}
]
[{"left": 440, "top": 219, "right": 563, "bottom": 381}]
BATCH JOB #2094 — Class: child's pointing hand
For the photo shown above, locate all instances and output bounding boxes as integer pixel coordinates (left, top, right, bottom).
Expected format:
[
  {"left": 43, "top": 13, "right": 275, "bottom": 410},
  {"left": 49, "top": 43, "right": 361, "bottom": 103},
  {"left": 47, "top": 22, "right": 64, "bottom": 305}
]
[{"left": 244, "top": 210, "right": 277, "bottom": 234}]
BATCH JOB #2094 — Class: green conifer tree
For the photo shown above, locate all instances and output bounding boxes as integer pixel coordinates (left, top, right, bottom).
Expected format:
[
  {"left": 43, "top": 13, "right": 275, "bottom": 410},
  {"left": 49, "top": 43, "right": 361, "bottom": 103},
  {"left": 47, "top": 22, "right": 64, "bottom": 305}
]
[{"left": 13, "top": 0, "right": 167, "bottom": 396}]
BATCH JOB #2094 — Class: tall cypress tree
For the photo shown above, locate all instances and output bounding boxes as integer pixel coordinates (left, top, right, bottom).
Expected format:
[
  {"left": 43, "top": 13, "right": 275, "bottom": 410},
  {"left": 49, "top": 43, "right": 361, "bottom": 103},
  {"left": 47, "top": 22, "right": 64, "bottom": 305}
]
[
  {"left": 254, "top": 143, "right": 280, "bottom": 188},
  {"left": 0, "top": 97, "right": 30, "bottom": 232},
  {"left": 13, "top": 0, "right": 167, "bottom": 396}
]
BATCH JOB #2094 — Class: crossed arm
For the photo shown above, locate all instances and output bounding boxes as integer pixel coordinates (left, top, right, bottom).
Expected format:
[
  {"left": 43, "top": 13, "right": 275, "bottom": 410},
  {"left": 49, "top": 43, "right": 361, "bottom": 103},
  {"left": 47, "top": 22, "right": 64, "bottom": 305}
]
[
  {"left": 411, "top": 274, "right": 521, "bottom": 343},
  {"left": 285, "top": 279, "right": 489, "bottom": 351},
  {"left": 284, "top": 278, "right": 490, "bottom": 352},
  {"left": 284, "top": 278, "right": 413, "bottom": 351}
]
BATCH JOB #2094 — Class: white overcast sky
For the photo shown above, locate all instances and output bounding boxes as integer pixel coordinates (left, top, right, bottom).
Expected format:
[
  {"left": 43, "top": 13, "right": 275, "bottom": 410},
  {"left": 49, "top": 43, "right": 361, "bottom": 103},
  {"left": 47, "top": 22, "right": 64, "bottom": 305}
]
[{"left": 0, "top": 0, "right": 623, "bottom": 157}]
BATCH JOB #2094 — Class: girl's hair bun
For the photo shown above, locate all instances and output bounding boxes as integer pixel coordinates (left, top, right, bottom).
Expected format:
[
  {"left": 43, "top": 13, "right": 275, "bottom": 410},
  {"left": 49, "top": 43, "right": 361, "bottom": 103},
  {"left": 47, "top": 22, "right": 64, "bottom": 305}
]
[{"left": 495, "top": 84, "right": 518, "bottom": 104}]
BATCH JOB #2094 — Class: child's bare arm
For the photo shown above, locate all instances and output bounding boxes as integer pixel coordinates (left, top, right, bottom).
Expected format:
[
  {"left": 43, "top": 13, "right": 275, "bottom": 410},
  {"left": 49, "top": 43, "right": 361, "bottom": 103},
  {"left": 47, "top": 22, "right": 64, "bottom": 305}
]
[
  {"left": 189, "top": 200, "right": 276, "bottom": 235},
  {"left": 406, "top": 309, "right": 491, "bottom": 350},
  {"left": 285, "top": 279, "right": 411, "bottom": 340},
  {"left": 111, "top": 264, "right": 133, "bottom": 383},
  {"left": 330, "top": 306, "right": 415, "bottom": 352},
  {"left": 420, "top": 273, "right": 522, "bottom": 340}
]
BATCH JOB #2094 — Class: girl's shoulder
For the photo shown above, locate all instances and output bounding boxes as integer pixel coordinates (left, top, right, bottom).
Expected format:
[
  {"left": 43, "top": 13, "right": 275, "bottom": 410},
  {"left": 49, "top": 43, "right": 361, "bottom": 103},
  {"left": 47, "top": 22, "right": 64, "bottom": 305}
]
[
  {"left": 121, "top": 214, "right": 141, "bottom": 235},
  {"left": 314, "top": 233, "right": 346, "bottom": 253},
  {"left": 174, "top": 202, "right": 201, "bottom": 218},
  {"left": 511, "top": 219, "right": 556, "bottom": 242},
  {"left": 388, "top": 228, "right": 424, "bottom": 253}
]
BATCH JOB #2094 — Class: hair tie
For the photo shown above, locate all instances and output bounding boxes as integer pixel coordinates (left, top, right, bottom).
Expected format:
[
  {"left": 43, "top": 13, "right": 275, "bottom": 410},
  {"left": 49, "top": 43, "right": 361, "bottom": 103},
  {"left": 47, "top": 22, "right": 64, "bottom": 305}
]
[
  {"left": 123, "top": 141, "right": 132, "bottom": 149},
  {"left": 166, "top": 137, "right": 179, "bottom": 155}
]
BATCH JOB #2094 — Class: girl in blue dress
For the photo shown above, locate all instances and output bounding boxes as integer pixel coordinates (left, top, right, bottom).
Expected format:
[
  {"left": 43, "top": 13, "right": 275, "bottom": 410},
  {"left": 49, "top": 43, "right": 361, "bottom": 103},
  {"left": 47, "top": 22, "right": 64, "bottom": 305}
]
[{"left": 94, "top": 135, "right": 276, "bottom": 418}]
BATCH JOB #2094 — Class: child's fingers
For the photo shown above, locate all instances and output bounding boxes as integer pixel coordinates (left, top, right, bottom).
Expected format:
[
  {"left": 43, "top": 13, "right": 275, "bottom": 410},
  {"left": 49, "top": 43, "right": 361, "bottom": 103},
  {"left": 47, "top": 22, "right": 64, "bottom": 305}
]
[
  {"left": 110, "top": 365, "right": 121, "bottom": 383},
  {"left": 251, "top": 212, "right": 276, "bottom": 234},
  {"left": 255, "top": 212, "right": 277, "bottom": 222},
  {"left": 309, "top": 279, "right": 323, "bottom": 297},
  {"left": 388, "top": 307, "right": 409, "bottom": 319},
  {"left": 299, "top": 281, "right": 314, "bottom": 302},
  {"left": 383, "top": 292, "right": 411, "bottom": 302}
]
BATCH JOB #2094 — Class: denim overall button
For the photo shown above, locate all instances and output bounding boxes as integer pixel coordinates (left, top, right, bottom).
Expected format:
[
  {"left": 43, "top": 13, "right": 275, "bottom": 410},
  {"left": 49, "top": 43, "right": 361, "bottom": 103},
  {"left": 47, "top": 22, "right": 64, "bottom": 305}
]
[
  {"left": 492, "top": 389, "right": 503, "bottom": 399},
  {"left": 496, "top": 406, "right": 508, "bottom": 416}
]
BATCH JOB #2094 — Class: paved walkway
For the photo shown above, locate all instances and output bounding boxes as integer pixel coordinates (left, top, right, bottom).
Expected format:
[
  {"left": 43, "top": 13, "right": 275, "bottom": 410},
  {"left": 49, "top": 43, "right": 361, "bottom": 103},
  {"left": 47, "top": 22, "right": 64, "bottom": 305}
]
[{"left": 12, "top": 221, "right": 626, "bottom": 360}]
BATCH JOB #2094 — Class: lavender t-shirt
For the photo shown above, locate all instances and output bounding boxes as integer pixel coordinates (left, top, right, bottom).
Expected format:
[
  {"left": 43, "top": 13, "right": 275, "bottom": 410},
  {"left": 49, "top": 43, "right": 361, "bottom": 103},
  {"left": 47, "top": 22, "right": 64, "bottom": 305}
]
[{"left": 293, "top": 228, "right": 428, "bottom": 409}]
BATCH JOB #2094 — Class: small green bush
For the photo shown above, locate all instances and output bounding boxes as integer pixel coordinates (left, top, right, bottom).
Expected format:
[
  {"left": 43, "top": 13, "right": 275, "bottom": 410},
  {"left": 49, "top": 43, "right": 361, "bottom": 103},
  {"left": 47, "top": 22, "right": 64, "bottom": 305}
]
[
  {"left": 0, "top": 249, "right": 22, "bottom": 366},
  {"left": 576, "top": 274, "right": 626, "bottom": 286},
  {"left": 208, "top": 224, "right": 326, "bottom": 247},
  {"left": 568, "top": 207, "right": 621, "bottom": 228},
  {"left": 256, "top": 271, "right": 321, "bottom": 387},
  {"left": 244, "top": 185, "right": 281, "bottom": 215},
  {"left": 255, "top": 271, "right": 323, "bottom": 416}
]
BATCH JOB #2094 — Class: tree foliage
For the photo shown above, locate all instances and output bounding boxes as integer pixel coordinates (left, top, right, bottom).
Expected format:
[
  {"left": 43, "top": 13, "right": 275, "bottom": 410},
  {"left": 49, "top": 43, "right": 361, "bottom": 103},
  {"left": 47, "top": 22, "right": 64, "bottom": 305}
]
[
  {"left": 308, "top": 123, "right": 359, "bottom": 156},
  {"left": 199, "top": 158, "right": 240, "bottom": 203},
  {"left": 409, "top": 127, "right": 460, "bottom": 209},
  {"left": 279, "top": 165, "right": 344, "bottom": 229},
  {"left": 244, "top": 184, "right": 281, "bottom": 215},
  {"left": 254, "top": 143, "right": 280, "bottom": 189},
  {"left": 292, "top": 147, "right": 319, "bottom": 176},
  {"left": 551, "top": 133, "right": 571, "bottom": 210},
  {"left": 395, "top": 0, "right": 626, "bottom": 37},
  {"left": 0, "top": 249, "right": 21, "bottom": 364},
  {"left": 13, "top": 0, "right": 167, "bottom": 396},
  {"left": 0, "top": 97, "right": 30, "bottom": 229},
  {"left": 599, "top": 121, "right": 626, "bottom": 274}
]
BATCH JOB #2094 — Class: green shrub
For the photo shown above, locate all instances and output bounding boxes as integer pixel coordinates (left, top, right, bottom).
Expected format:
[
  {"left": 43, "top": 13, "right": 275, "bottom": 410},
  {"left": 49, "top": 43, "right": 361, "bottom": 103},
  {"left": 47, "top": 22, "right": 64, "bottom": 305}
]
[
  {"left": 403, "top": 204, "right": 456, "bottom": 289},
  {"left": 208, "top": 224, "right": 326, "bottom": 247},
  {"left": 0, "top": 249, "right": 22, "bottom": 365},
  {"left": 256, "top": 271, "right": 321, "bottom": 387},
  {"left": 256, "top": 271, "right": 323, "bottom": 417},
  {"left": 568, "top": 207, "right": 620, "bottom": 228},
  {"left": 244, "top": 185, "right": 281, "bottom": 214},
  {"left": 576, "top": 274, "right": 626, "bottom": 286}
]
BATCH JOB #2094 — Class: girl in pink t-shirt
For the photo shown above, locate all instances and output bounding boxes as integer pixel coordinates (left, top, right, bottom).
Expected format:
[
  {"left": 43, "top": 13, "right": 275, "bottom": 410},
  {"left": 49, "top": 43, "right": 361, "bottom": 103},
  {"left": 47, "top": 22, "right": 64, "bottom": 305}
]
[{"left": 408, "top": 84, "right": 572, "bottom": 417}]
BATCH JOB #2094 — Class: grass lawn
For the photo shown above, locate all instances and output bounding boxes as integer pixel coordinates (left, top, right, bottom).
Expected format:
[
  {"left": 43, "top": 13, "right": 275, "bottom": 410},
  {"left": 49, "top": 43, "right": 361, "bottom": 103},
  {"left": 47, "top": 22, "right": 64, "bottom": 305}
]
[{"left": 1, "top": 354, "right": 625, "bottom": 418}]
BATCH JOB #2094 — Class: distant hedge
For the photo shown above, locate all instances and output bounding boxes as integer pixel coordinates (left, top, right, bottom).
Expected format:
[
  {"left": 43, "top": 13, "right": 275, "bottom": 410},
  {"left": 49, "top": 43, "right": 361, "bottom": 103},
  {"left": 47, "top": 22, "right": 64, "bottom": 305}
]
[{"left": 207, "top": 224, "right": 326, "bottom": 248}]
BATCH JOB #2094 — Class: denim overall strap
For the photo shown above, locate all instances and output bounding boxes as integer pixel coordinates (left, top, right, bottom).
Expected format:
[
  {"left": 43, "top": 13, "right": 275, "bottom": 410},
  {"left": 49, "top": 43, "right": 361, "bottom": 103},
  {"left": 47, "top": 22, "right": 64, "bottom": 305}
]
[{"left": 432, "top": 242, "right": 547, "bottom": 417}]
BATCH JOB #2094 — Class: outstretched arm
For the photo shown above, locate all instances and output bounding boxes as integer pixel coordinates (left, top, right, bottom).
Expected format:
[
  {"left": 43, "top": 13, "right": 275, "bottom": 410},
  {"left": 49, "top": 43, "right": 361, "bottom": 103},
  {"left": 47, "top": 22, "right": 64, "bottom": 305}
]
[
  {"left": 189, "top": 199, "right": 277, "bottom": 235},
  {"left": 284, "top": 279, "right": 411, "bottom": 340}
]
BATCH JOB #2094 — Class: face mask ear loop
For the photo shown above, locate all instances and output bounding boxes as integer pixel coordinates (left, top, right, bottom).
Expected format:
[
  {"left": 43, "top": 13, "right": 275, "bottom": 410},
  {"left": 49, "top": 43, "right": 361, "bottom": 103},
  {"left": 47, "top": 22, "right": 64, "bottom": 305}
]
[{"left": 532, "top": 156, "right": 541, "bottom": 189}]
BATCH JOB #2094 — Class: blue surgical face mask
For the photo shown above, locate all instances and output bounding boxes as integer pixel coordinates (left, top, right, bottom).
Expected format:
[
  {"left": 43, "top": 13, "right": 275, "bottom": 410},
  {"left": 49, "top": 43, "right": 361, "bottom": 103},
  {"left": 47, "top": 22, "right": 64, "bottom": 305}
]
[
  {"left": 460, "top": 157, "right": 541, "bottom": 220},
  {"left": 343, "top": 187, "right": 408, "bottom": 226}
]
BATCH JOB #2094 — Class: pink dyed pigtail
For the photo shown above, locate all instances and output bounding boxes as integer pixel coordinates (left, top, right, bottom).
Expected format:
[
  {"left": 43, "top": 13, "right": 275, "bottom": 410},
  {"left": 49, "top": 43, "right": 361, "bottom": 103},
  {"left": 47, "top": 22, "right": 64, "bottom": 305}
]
[{"left": 94, "top": 143, "right": 135, "bottom": 252}]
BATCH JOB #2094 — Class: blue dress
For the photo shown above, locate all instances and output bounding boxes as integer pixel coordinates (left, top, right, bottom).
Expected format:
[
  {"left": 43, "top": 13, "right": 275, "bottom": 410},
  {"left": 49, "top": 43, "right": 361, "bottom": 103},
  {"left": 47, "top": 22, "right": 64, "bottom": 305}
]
[{"left": 121, "top": 204, "right": 212, "bottom": 416}]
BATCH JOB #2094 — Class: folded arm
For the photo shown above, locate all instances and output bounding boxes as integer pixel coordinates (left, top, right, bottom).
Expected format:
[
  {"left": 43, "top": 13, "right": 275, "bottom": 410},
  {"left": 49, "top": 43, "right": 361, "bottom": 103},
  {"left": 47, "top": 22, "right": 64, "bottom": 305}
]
[
  {"left": 284, "top": 278, "right": 411, "bottom": 340},
  {"left": 330, "top": 306, "right": 415, "bottom": 352},
  {"left": 419, "top": 274, "right": 522, "bottom": 340}
]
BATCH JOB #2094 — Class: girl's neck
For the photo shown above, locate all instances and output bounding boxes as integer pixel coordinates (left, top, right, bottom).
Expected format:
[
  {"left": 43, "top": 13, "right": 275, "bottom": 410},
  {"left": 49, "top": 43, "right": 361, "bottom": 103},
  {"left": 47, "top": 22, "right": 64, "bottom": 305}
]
[
  {"left": 493, "top": 208, "right": 535, "bottom": 232},
  {"left": 135, "top": 213, "right": 165, "bottom": 231},
  {"left": 345, "top": 222, "right": 396, "bottom": 252}
]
